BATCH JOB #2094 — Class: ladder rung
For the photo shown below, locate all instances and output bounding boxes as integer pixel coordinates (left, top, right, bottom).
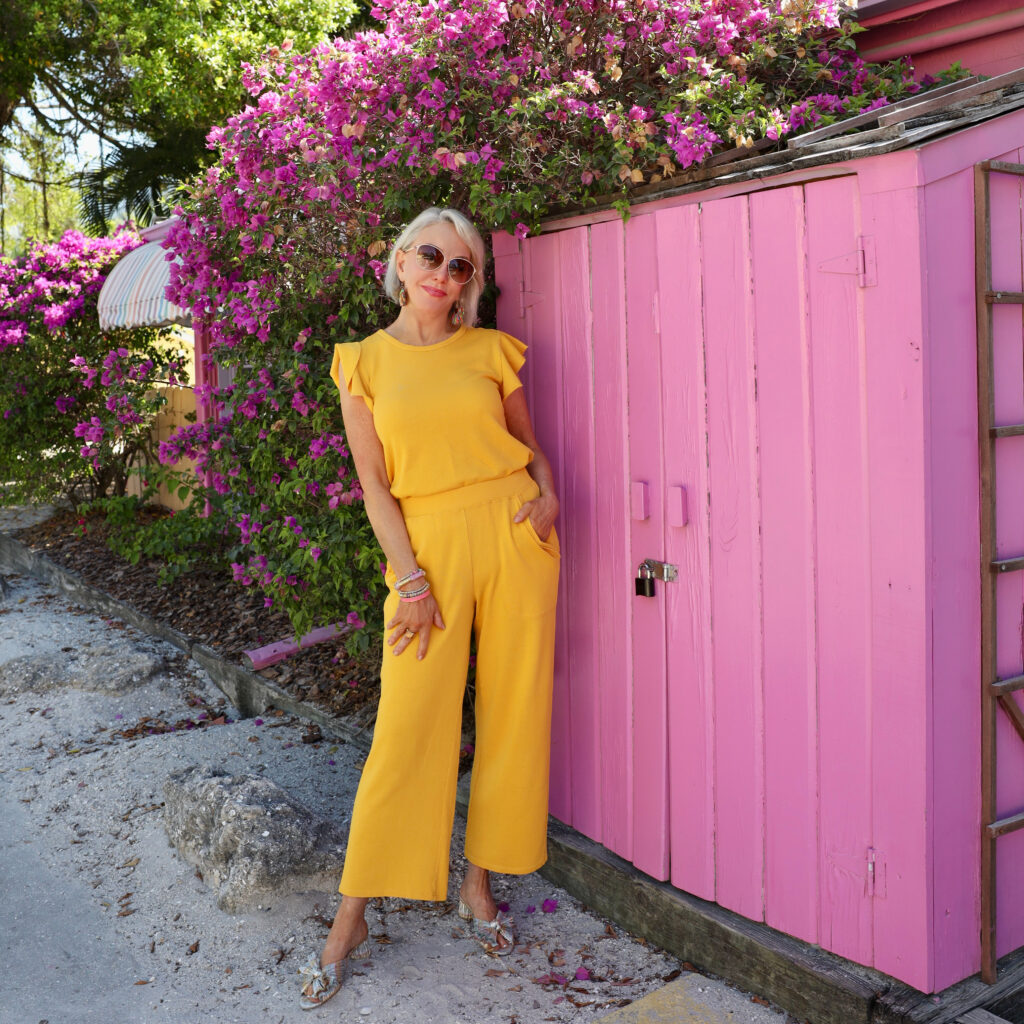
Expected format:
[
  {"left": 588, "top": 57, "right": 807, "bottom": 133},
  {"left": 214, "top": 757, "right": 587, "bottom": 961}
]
[
  {"left": 987, "top": 810, "right": 1024, "bottom": 839},
  {"left": 987, "top": 160, "right": 1024, "bottom": 176},
  {"left": 986, "top": 291, "right": 1024, "bottom": 304},
  {"left": 991, "top": 424, "right": 1024, "bottom": 438},
  {"left": 993, "top": 674, "right": 1024, "bottom": 696},
  {"left": 991, "top": 557, "right": 1024, "bottom": 573}
]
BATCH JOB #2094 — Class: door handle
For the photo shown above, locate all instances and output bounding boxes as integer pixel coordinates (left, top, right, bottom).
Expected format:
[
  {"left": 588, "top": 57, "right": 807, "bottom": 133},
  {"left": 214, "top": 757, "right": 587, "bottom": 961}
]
[
  {"left": 668, "top": 485, "right": 688, "bottom": 527},
  {"left": 631, "top": 481, "right": 650, "bottom": 521}
]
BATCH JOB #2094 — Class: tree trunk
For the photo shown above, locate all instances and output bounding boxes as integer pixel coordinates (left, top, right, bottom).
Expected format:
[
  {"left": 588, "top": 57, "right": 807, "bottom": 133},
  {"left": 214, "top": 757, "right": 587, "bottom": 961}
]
[
  {"left": 0, "top": 93, "right": 19, "bottom": 137},
  {"left": 38, "top": 139, "right": 49, "bottom": 238}
]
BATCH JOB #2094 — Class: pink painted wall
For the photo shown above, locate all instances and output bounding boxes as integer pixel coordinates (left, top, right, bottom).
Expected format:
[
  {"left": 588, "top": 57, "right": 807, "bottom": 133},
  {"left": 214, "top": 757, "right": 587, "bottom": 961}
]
[
  {"left": 857, "top": 0, "right": 1024, "bottom": 78},
  {"left": 494, "top": 107, "right": 1024, "bottom": 993}
]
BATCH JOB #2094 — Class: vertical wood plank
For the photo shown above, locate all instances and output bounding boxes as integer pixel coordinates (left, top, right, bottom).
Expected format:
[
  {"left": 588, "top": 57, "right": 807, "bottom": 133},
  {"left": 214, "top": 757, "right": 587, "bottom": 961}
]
[
  {"left": 590, "top": 218, "right": 634, "bottom": 862},
  {"left": 805, "top": 176, "right": 874, "bottom": 965},
  {"left": 493, "top": 230, "right": 527, "bottom": 386},
  {"left": 524, "top": 232, "right": 573, "bottom": 824},
  {"left": 988, "top": 153, "right": 1024, "bottom": 959},
  {"left": 861, "top": 184, "right": 931, "bottom": 991},
  {"left": 701, "top": 195, "right": 765, "bottom": 921},
  {"left": 557, "top": 226, "right": 602, "bottom": 840},
  {"left": 625, "top": 212, "right": 670, "bottom": 880},
  {"left": 920, "top": 168, "right": 983, "bottom": 991},
  {"left": 749, "top": 187, "right": 819, "bottom": 944},
  {"left": 656, "top": 205, "right": 715, "bottom": 901}
]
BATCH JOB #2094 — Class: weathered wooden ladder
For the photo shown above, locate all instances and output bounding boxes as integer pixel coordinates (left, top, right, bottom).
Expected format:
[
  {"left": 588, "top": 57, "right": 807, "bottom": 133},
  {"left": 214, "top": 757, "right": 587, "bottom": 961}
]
[{"left": 975, "top": 159, "right": 1024, "bottom": 986}]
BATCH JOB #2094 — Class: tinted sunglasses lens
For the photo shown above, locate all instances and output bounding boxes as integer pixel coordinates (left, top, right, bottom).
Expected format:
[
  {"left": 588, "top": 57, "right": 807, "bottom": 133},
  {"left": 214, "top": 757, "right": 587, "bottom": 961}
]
[
  {"left": 415, "top": 244, "right": 444, "bottom": 269},
  {"left": 448, "top": 259, "right": 474, "bottom": 284}
]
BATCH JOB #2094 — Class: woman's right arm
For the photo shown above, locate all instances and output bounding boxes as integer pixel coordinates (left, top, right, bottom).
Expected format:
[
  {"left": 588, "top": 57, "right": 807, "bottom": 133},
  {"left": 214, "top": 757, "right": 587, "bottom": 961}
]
[{"left": 337, "top": 385, "right": 445, "bottom": 659}]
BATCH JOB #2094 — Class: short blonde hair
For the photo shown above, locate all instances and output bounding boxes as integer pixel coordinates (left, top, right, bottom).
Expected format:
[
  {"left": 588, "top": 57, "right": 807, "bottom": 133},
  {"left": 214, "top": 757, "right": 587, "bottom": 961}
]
[{"left": 384, "top": 207, "right": 486, "bottom": 326}]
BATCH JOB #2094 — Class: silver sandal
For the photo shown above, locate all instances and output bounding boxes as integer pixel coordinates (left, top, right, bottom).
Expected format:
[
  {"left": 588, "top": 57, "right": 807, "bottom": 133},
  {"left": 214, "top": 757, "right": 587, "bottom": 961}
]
[
  {"left": 458, "top": 898, "right": 516, "bottom": 956},
  {"left": 297, "top": 937, "right": 372, "bottom": 1010}
]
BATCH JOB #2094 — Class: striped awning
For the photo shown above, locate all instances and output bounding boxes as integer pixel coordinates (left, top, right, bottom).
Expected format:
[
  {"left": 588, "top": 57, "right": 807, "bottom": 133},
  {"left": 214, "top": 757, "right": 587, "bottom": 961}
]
[{"left": 97, "top": 241, "right": 190, "bottom": 330}]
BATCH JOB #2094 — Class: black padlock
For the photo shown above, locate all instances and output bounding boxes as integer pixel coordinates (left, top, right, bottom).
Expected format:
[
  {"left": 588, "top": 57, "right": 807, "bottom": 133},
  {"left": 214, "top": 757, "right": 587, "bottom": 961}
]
[{"left": 635, "top": 563, "right": 655, "bottom": 597}]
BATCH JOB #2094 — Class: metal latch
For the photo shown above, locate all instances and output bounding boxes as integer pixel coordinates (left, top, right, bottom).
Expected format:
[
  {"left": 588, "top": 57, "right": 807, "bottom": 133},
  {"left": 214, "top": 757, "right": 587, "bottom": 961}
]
[{"left": 640, "top": 559, "right": 678, "bottom": 583}]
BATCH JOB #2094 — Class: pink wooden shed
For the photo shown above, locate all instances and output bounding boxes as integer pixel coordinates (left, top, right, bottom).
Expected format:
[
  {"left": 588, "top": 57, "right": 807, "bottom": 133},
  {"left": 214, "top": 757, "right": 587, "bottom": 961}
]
[
  {"left": 493, "top": 75, "right": 1024, "bottom": 997},
  {"left": 858, "top": 0, "right": 1024, "bottom": 81}
]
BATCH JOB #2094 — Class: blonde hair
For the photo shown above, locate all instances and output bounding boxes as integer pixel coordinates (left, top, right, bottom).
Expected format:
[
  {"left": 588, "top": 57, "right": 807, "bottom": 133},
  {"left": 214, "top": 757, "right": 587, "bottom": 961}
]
[{"left": 384, "top": 207, "right": 486, "bottom": 326}]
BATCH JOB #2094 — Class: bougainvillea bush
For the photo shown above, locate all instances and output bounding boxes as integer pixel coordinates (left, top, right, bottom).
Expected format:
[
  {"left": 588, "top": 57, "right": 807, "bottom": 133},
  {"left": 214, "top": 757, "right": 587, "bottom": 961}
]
[
  {"left": 164, "top": 0, "right": 928, "bottom": 643},
  {"left": 0, "top": 228, "right": 187, "bottom": 506}
]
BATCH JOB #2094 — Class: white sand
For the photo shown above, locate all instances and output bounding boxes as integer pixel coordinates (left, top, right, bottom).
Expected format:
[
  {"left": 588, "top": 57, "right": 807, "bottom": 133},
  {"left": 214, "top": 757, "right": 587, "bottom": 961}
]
[{"left": 0, "top": 571, "right": 791, "bottom": 1024}]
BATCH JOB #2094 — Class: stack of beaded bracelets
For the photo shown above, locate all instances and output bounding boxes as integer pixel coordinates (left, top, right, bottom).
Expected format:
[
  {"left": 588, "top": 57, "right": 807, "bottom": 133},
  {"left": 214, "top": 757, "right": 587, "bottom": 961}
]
[{"left": 395, "top": 568, "right": 431, "bottom": 603}]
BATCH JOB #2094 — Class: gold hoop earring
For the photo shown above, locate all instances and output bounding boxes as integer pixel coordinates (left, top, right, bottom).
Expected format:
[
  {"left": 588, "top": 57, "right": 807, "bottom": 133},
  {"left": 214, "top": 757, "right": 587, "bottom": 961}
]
[{"left": 448, "top": 300, "right": 465, "bottom": 329}]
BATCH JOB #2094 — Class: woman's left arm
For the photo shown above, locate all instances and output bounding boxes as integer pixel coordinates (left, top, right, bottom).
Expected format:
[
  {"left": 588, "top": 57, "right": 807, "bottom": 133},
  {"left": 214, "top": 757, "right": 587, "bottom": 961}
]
[{"left": 504, "top": 388, "right": 559, "bottom": 541}]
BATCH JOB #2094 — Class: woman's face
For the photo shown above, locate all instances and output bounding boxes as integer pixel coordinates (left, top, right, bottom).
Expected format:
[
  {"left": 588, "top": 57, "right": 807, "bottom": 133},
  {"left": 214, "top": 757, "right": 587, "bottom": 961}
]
[{"left": 396, "top": 221, "right": 473, "bottom": 318}]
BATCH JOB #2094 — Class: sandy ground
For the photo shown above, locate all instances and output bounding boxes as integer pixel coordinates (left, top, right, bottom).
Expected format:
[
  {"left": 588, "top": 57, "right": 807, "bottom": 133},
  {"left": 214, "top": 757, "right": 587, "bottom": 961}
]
[{"left": 0, "top": 568, "right": 793, "bottom": 1024}]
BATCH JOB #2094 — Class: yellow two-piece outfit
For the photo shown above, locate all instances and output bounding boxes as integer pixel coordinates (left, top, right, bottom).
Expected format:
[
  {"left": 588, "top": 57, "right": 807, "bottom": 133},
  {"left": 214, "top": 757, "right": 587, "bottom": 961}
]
[{"left": 329, "top": 325, "right": 560, "bottom": 900}]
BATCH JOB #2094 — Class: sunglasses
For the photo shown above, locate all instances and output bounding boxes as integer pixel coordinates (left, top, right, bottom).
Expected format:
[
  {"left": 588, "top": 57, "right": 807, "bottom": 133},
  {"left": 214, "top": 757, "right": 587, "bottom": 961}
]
[{"left": 403, "top": 243, "right": 477, "bottom": 285}]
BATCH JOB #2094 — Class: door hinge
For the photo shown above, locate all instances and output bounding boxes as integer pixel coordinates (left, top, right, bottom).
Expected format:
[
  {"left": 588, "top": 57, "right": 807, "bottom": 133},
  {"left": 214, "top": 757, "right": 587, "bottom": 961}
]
[
  {"left": 867, "top": 847, "right": 886, "bottom": 898},
  {"left": 818, "top": 235, "right": 877, "bottom": 288}
]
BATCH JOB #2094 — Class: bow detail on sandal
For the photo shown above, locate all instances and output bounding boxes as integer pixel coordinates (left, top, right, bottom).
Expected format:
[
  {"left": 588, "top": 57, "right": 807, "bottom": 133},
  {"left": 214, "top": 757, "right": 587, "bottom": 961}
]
[
  {"left": 458, "top": 898, "right": 516, "bottom": 956},
  {"left": 297, "top": 938, "right": 372, "bottom": 1011}
]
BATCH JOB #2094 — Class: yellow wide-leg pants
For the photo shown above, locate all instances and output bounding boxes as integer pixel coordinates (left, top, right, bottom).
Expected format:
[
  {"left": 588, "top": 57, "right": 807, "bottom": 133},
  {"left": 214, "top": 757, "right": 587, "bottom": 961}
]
[{"left": 339, "top": 469, "right": 560, "bottom": 901}]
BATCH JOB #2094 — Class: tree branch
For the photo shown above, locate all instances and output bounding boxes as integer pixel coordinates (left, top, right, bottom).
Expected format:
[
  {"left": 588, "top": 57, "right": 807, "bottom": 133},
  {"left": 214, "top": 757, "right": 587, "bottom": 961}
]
[
  {"left": 0, "top": 163, "right": 80, "bottom": 189},
  {"left": 34, "top": 71, "right": 129, "bottom": 151}
]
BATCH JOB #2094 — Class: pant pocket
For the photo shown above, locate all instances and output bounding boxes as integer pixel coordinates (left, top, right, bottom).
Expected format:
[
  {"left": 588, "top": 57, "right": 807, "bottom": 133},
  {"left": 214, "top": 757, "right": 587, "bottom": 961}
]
[{"left": 522, "top": 516, "right": 560, "bottom": 557}]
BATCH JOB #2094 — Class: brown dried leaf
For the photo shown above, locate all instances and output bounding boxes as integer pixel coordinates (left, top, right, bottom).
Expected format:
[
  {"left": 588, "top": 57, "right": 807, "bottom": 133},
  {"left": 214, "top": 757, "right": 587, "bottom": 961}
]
[
  {"left": 119, "top": 857, "right": 140, "bottom": 869},
  {"left": 187, "top": 941, "right": 199, "bottom": 955},
  {"left": 485, "top": 968, "right": 505, "bottom": 977},
  {"left": 117, "top": 908, "right": 135, "bottom": 917}
]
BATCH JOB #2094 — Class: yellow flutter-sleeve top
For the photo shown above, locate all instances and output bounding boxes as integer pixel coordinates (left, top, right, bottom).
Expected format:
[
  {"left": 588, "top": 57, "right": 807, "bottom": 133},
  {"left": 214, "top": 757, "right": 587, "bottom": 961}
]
[{"left": 329, "top": 326, "right": 533, "bottom": 500}]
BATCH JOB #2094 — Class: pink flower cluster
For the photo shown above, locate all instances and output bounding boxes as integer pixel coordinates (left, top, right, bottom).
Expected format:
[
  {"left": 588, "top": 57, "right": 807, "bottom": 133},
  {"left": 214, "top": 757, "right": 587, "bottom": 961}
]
[
  {"left": 165, "top": 0, "right": 919, "bottom": 357},
  {"left": 0, "top": 229, "right": 142, "bottom": 351}
]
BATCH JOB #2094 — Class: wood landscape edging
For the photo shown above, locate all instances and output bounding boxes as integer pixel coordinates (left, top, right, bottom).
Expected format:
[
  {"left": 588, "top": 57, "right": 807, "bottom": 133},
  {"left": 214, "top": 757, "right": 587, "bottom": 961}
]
[{"left": 3, "top": 529, "right": 1023, "bottom": 1024}]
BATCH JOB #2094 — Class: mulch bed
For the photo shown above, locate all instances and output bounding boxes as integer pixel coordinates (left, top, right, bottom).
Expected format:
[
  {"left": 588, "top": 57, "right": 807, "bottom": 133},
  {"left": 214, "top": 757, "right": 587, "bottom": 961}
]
[{"left": 13, "top": 508, "right": 384, "bottom": 724}]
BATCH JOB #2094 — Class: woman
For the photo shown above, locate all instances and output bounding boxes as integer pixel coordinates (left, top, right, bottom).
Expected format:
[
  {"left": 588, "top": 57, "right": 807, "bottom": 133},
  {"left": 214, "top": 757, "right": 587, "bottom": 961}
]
[{"left": 299, "top": 207, "right": 560, "bottom": 1009}]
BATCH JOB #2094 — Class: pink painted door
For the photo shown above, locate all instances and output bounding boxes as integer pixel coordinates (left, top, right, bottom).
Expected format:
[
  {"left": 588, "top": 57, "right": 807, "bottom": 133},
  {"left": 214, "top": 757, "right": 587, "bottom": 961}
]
[{"left": 493, "top": 173, "right": 879, "bottom": 967}]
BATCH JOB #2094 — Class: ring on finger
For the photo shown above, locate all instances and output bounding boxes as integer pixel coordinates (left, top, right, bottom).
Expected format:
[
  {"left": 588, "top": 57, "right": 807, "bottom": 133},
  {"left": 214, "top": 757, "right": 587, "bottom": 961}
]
[{"left": 403, "top": 629, "right": 415, "bottom": 638}]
